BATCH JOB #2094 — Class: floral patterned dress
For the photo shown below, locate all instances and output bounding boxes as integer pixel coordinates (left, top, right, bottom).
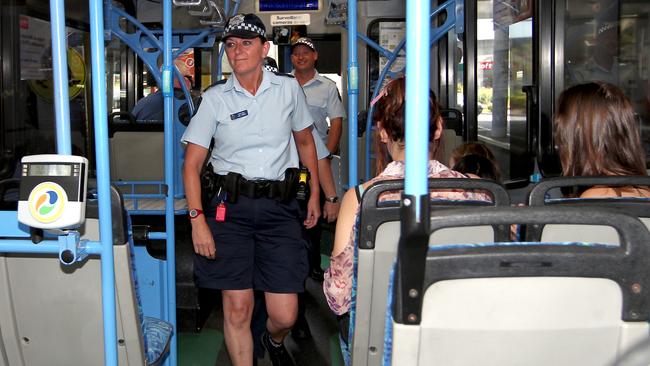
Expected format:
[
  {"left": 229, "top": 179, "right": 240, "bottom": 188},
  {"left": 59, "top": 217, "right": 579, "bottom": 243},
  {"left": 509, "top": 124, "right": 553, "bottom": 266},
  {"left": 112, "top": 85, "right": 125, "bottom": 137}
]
[{"left": 323, "top": 160, "right": 491, "bottom": 315}]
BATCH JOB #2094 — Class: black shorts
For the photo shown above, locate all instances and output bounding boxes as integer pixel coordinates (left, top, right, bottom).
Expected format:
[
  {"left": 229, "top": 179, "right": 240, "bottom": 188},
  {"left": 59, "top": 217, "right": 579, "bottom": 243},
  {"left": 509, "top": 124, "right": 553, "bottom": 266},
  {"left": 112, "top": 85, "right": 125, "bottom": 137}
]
[{"left": 194, "top": 194, "right": 308, "bottom": 293}]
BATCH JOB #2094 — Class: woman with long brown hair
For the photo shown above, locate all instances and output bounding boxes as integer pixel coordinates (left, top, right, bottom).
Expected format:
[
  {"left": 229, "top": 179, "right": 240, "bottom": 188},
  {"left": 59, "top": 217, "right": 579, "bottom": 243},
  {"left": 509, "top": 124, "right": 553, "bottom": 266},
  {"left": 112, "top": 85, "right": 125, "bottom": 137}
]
[
  {"left": 322, "top": 77, "right": 488, "bottom": 363},
  {"left": 554, "top": 81, "right": 650, "bottom": 197}
]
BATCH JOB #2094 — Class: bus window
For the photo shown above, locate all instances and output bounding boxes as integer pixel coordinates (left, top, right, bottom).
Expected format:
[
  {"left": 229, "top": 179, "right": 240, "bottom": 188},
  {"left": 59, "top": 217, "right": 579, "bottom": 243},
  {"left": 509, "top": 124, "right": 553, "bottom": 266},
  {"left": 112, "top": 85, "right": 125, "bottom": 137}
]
[
  {"left": 560, "top": 0, "right": 650, "bottom": 167},
  {"left": 475, "top": 0, "right": 533, "bottom": 181}
]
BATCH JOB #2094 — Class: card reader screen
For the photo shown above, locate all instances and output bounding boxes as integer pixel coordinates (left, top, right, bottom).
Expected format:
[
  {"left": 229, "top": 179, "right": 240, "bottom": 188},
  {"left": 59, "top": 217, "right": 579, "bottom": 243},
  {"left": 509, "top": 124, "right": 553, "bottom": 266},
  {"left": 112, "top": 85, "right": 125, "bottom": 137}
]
[{"left": 28, "top": 164, "right": 72, "bottom": 176}]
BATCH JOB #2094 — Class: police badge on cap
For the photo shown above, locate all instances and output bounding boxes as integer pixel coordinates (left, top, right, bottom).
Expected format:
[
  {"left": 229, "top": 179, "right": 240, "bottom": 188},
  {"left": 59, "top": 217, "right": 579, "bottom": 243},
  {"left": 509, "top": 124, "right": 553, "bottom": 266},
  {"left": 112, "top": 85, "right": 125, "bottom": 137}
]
[{"left": 222, "top": 13, "right": 267, "bottom": 41}]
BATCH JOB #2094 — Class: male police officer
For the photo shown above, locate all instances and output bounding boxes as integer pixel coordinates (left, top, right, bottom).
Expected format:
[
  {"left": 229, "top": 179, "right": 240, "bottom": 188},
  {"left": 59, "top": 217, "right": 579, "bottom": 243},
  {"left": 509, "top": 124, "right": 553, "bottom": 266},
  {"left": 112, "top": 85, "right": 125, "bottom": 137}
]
[
  {"left": 182, "top": 14, "right": 320, "bottom": 366},
  {"left": 291, "top": 37, "right": 346, "bottom": 154}
]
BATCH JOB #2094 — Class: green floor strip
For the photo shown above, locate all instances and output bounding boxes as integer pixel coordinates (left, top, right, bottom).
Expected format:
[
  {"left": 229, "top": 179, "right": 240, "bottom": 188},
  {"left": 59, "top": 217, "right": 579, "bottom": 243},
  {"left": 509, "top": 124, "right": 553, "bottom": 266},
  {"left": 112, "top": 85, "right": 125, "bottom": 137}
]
[
  {"left": 329, "top": 333, "right": 344, "bottom": 366},
  {"left": 178, "top": 329, "right": 223, "bottom": 366}
]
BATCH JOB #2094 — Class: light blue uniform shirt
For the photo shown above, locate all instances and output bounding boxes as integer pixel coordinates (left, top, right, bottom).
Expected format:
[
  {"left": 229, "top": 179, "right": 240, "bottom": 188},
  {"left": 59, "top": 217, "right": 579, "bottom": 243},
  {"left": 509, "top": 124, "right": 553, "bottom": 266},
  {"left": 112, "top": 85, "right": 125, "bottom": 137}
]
[
  {"left": 182, "top": 70, "right": 315, "bottom": 181},
  {"left": 293, "top": 70, "right": 347, "bottom": 144}
]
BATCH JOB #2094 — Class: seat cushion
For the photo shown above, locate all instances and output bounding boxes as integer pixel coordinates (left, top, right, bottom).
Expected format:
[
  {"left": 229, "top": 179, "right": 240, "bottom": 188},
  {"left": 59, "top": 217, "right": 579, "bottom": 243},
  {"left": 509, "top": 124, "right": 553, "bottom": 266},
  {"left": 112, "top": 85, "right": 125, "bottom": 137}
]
[{"left": 143, "top": 316, "right": 173, "bottom": 366}]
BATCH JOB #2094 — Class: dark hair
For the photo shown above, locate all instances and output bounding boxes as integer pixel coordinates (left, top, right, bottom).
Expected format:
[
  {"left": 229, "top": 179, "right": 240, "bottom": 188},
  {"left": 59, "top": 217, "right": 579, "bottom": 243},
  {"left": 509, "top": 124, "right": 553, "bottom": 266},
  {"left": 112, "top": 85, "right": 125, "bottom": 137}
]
[
  {"left": 371, "top": 77, "right": 443, "bottom": 172},
  {"left": 450, "top": 142, "right": 501, "bottom": 182},
  {"left": 452, "top": 154, "right": 500, "bottom": 181},
  {"left": 554, "top": 82, "right": 646, "bottom": 177}
]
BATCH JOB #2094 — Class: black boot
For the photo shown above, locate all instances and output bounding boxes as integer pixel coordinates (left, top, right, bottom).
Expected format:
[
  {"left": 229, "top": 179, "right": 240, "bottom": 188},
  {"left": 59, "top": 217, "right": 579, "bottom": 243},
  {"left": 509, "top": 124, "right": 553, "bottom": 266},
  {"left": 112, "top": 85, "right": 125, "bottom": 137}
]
[{"left": 261, "top": 330, "right": 295, "bottom": 366}]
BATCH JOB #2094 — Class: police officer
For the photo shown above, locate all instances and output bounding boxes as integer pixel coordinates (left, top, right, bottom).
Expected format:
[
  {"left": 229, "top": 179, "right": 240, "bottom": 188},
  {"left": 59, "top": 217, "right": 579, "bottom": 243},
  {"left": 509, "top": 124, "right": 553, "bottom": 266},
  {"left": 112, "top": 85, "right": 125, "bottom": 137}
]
[
  {"left": 290, "top": 37, "right": 346, "bottom": 154},
  {"left": 182, "top": 13, "right": 320, "bottom": 366},
  {"left": 290, "top": 36, "right": 346, "bottom": 269},
  {"left": 290, "top": 36, "right": 346, "bottom": 340}
]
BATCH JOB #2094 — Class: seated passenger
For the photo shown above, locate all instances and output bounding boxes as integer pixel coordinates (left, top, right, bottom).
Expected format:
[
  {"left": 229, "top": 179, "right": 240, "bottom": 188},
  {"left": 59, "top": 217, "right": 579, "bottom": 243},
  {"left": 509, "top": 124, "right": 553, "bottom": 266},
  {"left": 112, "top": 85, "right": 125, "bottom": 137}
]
[
  {"left": 131, "top": 69, "right": 194, "bottom": 123},
  {"left": 323, "top": 77, "right": 488, "bottom": 361},
  {"left": 554, "top": 82, "right": 650, "bottom": 198},
  {"left": 449, "top": 142, "right": 501, "bottom": 182}
]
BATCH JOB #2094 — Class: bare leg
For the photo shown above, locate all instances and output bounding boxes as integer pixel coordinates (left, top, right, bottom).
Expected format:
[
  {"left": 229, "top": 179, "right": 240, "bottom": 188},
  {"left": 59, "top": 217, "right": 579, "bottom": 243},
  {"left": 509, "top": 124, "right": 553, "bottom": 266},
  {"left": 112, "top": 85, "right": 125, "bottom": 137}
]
[
  {"left": 222, "top": 289, "right": 254, "bottom": 366},
  {"left": 265, "top": 292, "right": 298, "bottom": 343}
]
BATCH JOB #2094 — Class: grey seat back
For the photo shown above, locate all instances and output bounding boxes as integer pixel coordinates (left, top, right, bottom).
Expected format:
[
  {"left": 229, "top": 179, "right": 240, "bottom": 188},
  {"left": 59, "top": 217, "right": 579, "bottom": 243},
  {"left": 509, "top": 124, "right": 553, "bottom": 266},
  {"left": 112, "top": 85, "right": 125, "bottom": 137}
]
[
  {"left": 388, "top": 207, "right": 650, "bottom": 366},
  {"left": 527, "top": 176, "right": 650, "bottom": 245},
  {"left": 0, "top": 187, "right": 152, "bottom": 366},
  {"left": 352, "top": 178, "right": 509, "bottom": 366}
]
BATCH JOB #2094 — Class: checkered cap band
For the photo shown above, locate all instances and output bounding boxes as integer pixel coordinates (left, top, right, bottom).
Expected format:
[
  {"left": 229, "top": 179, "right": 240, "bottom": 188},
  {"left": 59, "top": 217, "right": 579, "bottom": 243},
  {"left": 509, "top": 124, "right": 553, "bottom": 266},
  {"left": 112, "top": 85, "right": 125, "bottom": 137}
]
[
  {"left": 263, "top": 65, "right": 278, "bottom": 73},
  {"left": 291, "top": 37, "right": 315, "bottom": 51}
]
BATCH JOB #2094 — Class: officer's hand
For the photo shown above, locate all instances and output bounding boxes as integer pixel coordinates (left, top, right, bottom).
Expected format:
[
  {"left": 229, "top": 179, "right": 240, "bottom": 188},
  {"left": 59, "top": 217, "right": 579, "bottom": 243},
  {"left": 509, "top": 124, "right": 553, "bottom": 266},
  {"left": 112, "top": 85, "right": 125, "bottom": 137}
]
[
  {"left": 191, "top": 219, "right": 216, "bottom": 259},
  {"left": 304, "top": 194, "right": 321, "bottom": 229},
  {"left": 322, "top": 201, "right": 340, "bottom": 223}
]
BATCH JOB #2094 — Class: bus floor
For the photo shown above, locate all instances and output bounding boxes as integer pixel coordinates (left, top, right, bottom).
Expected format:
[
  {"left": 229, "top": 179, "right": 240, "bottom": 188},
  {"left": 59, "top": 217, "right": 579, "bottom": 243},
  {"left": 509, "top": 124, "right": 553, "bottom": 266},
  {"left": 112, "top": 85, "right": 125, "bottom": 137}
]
[{"left": 177, "top": 269, "right": 343, "bottom": 366}]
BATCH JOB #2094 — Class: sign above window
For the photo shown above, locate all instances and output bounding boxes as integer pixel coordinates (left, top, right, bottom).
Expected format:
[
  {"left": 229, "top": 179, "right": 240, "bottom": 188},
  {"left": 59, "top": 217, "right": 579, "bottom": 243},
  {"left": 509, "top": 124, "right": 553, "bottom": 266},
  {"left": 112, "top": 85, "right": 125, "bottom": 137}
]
[{"left": 258, "top": 0, "right": 319, "bottom": 12}]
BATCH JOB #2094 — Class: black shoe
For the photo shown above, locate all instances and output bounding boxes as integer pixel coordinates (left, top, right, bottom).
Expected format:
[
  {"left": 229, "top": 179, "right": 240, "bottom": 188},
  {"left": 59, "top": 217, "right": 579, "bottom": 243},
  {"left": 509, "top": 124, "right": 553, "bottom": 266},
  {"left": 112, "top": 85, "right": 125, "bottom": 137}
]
[
  {"left": 309, "top": 267, "right": 324, "bottom": 281},
  {"left": 291, "top": 315, "right": 312, "bottom": 340},
  {"left": 261, "top": 331, "right": 295, "bottom": 366}
]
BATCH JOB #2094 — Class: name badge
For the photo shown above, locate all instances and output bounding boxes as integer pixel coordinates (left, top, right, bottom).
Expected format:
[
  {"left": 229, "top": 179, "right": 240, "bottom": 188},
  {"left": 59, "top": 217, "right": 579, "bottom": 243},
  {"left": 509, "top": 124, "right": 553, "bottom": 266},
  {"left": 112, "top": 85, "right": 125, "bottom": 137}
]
[{"left": 230, "top": 110, "right": 248, "bottom": 120}]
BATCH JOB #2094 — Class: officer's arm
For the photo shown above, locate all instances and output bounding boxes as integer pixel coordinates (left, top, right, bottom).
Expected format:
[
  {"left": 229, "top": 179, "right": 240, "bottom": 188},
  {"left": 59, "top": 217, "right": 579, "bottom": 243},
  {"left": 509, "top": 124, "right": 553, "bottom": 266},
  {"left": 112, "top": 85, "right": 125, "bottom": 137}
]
[
  {"left": 183, "top": 143, "right": 208, "bottom": 213},
  {"left": 183, "top": 143, "right": 216, "bottom": 258},
  {"left": 294, "top": 128, "right": 321, "bottom": 228},
  {"left": 326, "top": 117, "right": 343, "bottom": 154},
  {"left": 318, "top": 158, "right": 340, "bottom": 222}
]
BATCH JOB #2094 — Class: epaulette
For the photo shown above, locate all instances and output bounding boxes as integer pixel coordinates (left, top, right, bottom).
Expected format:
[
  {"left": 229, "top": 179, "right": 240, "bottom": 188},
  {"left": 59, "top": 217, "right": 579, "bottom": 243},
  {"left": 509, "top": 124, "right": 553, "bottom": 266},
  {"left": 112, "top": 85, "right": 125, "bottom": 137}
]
[
  {"left": 321, "top": 75, "right": 336, "bottom": 84},
  {"left": 203, "top": 78, "right": 228, "bottom": 92},
  {"left": 273, "top": 72, "right": 294, "bottom": 78}
]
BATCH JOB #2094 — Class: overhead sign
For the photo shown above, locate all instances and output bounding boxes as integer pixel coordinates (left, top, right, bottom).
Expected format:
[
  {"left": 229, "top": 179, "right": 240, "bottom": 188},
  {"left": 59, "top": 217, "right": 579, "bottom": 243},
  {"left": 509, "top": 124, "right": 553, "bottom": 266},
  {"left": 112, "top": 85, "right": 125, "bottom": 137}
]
[{"left": 270, "top": 14, "right": 311, "bottom": 26}]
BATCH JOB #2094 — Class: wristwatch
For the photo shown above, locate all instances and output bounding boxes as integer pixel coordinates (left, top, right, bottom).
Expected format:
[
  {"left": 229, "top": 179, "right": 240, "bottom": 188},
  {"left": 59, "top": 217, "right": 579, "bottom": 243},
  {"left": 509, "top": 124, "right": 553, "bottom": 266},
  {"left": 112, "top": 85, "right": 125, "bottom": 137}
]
[
  {"left": 325, "top": 196, "right": 339, "bottom": 203},
  {"left": 188, "top": 209, "right": 204, "bottom": 219}
]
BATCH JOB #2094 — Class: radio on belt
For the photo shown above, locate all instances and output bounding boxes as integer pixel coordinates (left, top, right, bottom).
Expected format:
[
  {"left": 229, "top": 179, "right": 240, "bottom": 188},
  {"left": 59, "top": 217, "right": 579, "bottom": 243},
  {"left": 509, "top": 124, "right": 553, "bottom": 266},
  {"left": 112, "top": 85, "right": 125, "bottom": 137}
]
[{"left": 17, "top": 155, "right": 89, "bottom": 229}]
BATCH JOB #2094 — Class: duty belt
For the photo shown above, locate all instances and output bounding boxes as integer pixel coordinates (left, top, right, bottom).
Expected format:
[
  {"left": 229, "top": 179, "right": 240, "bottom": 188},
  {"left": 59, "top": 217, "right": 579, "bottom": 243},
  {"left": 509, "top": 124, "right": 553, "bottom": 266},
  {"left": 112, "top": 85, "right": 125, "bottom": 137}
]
[{"left": 204, "top": 168, "right": 300, "bottom": 203}]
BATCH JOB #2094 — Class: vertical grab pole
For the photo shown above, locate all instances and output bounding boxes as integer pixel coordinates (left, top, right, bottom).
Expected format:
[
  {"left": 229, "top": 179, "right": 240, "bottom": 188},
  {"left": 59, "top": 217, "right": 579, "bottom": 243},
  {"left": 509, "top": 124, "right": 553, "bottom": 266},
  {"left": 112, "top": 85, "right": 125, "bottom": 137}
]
[
  {"left": 404, "top": 0, "right": 430, "bottom": 217},
  {"left": 49, "top": 0, "right": 72, "bottom": 155},
  {"left": 88, "top": 0, "right": 118, "bottom": 364},
  {"left": 347, "top": 0, "right": 359, "bottom": 186},
  {"left": 162, "top": 0, "right": 177, "bottom": 364}
]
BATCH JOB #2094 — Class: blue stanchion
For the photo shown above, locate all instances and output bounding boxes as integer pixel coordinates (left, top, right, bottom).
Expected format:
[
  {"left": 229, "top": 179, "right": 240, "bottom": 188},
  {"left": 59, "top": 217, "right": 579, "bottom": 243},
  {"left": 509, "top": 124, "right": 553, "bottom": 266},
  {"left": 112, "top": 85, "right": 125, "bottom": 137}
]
[
  {"left": 404, "top": 0, "right": 431, "bottom": 216},
  {"left": 162, "top": 1, "right": 177, "bottom": 365},
  {"left": 347, "top": 0, "right": 359, "bottom": 187},
  {"left": 49, "top": 0, "right": 72, "bottom": 155},
  {"left": 89, "top": 0, "right": 118, "bottom": 363}
]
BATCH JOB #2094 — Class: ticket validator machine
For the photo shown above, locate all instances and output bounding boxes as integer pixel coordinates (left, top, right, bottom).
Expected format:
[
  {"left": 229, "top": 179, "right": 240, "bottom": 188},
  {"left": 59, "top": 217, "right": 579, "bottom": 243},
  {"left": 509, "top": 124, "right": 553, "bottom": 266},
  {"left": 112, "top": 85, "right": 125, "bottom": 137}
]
[{"left": 17, "top": 154, "right": 89, "bottom": 264}]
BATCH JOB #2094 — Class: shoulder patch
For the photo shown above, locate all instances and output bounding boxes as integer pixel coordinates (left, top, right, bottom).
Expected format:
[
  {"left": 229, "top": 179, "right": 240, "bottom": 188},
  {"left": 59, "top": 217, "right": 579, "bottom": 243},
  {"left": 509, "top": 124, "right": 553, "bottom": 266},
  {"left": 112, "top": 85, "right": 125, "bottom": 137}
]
[
  {"left": 203, "top": 78, "right": 228, "bottom": 92},
  {"left": 273, "top": 72, "right": 294, "bottom": 78}
]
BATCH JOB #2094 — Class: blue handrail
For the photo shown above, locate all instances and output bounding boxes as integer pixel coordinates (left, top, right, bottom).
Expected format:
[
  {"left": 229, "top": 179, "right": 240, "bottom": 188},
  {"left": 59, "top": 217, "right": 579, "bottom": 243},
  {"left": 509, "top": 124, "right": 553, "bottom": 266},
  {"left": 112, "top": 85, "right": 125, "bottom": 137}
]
[
  {"left": 404, "top": 0, "right": 431, "bottom": 212},
  {"left": 49, "top": 0, "right": 72, "bottom": 155},
  {"left": 162, "top": 0, "right": 178, "bottom": 364},
  {"left": 347, "top": 0, "right": 359, "bottom": 187},
  {"left": 89, "top": 0, "right": 118, "bottom": 363}
]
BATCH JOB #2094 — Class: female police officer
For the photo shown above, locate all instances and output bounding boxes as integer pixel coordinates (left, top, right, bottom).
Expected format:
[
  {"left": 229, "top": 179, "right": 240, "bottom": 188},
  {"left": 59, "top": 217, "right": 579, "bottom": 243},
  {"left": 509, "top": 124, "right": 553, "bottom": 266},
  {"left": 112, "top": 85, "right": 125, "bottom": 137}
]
[{"left": 182, "top": 13, "right": 320, "bottom": 366}]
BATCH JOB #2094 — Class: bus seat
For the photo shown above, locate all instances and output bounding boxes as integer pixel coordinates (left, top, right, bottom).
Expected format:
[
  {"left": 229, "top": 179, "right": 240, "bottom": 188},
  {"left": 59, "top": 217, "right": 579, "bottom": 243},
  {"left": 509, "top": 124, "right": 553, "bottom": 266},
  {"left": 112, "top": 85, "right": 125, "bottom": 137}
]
[
  {"left": 110, "top": 131, "right": 164, "bottom": 183},
  {"left": 439, "top": 108, "right": 463, "bottom": 166},
  {"left": 351, "top": 178, "right": 509, "bottom": 366},
  {"left": 385, "top": 206, "right": 650, "bottom": 366},
  {"left": 527, "top": 176, "right": 650, "bottom": 245},
  {"left": 440, "top": 129, "right": 463, "bottom": 167},
  {"left": 0, "top": 185, "right": 172, "bottom": 366}
]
